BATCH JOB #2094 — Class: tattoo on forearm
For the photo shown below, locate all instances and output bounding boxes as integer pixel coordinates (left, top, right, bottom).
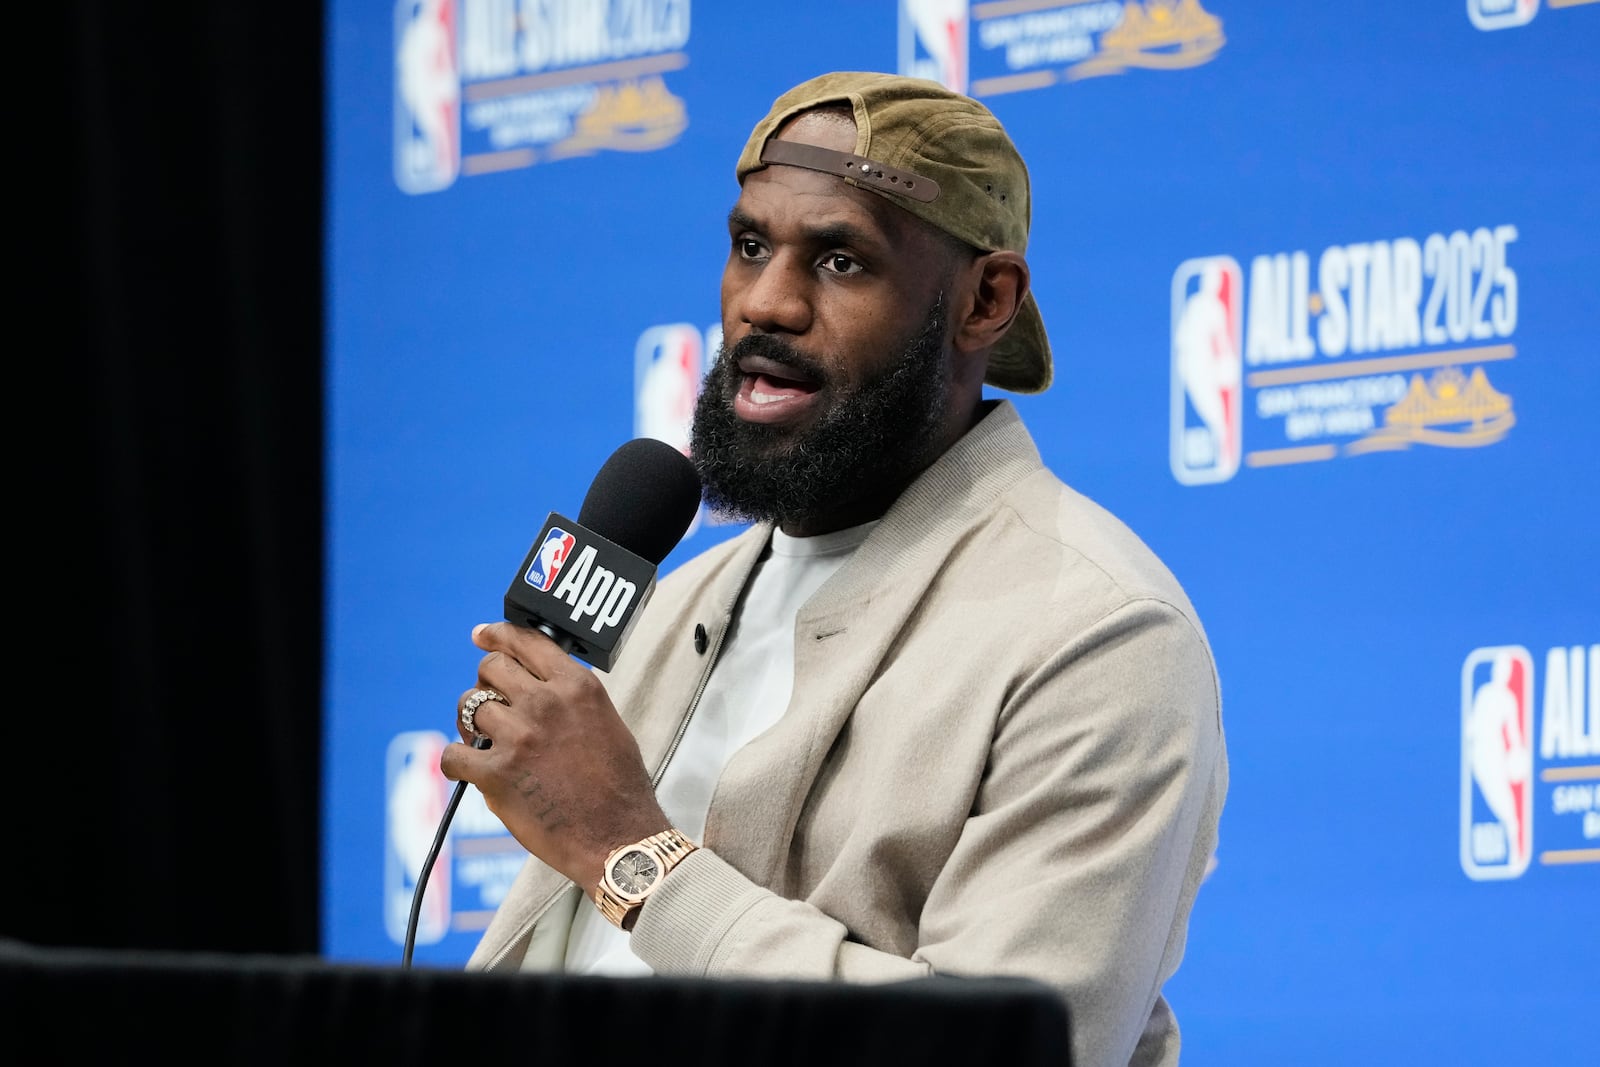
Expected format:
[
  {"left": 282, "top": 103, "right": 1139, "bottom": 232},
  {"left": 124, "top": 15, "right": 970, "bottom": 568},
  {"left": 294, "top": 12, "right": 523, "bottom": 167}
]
[{"left": 512, "top": 772, "right": 570, "bottom": 832}]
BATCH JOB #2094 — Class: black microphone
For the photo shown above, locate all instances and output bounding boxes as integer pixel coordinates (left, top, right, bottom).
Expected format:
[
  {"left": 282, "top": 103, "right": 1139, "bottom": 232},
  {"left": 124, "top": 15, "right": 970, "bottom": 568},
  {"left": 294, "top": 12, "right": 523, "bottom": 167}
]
[
  {"left": 504, "top": 437, "right": 702, "bottom": 670},
  {"left": 402, "top": 437, "right": 701, "bottom": 969}
]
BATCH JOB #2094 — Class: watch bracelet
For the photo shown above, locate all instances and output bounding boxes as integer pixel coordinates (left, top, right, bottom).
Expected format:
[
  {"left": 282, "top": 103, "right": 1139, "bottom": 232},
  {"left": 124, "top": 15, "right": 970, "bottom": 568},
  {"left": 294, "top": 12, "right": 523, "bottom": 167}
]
[{"left": 594, "top": 828, "right": 698, "bottom": 930}]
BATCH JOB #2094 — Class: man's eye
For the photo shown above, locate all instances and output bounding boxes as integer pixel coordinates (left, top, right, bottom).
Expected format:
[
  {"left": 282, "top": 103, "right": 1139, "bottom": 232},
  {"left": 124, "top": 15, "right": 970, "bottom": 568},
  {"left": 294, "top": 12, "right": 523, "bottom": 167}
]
[
  {"left": 822, "top": 253, "right": 862, "bottom": 275},
  {"left": 737, "top": 238, "right": 764, "bottom": 259}
]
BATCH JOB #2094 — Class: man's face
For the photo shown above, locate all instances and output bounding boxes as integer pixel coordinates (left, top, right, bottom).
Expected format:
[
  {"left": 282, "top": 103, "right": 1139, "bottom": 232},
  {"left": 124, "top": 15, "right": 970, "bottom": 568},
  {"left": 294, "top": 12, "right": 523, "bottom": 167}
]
[
  {"left": 691, "top": 292, "right": 950, "bottom": 533},
  {"left": 691, "top": 114, "right": 967, "bottom": 535}
]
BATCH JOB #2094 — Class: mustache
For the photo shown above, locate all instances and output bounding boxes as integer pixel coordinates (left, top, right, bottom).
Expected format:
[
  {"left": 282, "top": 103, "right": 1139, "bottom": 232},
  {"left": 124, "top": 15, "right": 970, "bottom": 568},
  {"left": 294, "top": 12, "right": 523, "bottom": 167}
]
[{"left": 722, "top": 333, "right": 831, "bottom": 385}]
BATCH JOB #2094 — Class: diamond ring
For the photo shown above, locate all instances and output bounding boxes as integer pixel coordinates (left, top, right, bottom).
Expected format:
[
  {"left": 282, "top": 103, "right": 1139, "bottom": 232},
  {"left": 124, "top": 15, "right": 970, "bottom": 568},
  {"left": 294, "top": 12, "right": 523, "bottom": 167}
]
[{"left": 460, "top": 687, "right": 507, "bottom": 737}]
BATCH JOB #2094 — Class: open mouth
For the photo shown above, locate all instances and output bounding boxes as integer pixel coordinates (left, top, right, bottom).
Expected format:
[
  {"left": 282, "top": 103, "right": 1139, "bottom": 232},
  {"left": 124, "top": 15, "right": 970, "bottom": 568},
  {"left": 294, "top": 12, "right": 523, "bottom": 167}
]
[{"left": 734, "top": 355, "right": 823, "bottom": 424}]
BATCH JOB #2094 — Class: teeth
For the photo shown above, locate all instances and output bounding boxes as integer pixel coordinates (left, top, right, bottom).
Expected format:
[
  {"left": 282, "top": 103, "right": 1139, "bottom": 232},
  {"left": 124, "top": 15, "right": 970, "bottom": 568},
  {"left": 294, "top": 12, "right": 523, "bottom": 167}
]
[{"left": 751, "top": 388, "right": 783, "bottom": 404}]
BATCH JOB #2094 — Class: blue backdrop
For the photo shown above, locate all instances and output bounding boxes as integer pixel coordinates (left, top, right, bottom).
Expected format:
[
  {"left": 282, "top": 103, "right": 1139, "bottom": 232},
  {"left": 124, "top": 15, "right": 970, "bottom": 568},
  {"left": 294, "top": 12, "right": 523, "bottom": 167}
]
[{"left": 326, "top": 2, "right": 1598, "bottom": 1061}]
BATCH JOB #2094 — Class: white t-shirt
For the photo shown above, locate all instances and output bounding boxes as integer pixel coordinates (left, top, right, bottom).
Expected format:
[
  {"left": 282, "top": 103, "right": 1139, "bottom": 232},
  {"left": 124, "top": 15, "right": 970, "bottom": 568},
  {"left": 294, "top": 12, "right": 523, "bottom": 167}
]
[{"left": 561, "top": 521, "right": 876, "bottom": 976}]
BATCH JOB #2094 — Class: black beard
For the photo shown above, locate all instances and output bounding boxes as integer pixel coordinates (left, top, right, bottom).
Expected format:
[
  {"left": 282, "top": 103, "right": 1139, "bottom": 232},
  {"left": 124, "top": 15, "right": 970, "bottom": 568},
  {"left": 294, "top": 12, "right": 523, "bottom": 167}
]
[{"left": 689, "top": 296, "right": 951, "bottom": 530}]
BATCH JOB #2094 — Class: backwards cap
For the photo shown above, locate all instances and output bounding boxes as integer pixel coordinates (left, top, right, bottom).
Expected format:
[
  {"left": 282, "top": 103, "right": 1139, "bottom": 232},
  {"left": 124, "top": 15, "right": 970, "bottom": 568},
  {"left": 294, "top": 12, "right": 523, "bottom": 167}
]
[{"left": 736, "top": 71, "right": 1051, "bottom": 394}]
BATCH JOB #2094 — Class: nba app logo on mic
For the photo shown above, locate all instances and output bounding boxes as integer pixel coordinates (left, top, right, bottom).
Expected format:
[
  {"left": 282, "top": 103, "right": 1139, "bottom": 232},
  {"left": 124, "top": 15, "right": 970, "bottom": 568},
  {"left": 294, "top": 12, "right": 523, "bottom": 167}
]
[
  {"left": 1461, "top": 646, "right": 1536, "bottom": 880},
  {"left": 1171, "top": 256, "right": 1243, "bottom": 485},
  {"left": 526, "top": 528, "right": 576, "bottom": 592}
]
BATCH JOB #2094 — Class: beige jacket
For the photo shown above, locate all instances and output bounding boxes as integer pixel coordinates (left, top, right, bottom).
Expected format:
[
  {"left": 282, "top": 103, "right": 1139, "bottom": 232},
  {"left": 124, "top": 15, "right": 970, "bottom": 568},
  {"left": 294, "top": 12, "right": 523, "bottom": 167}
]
[{"left": 467, "top": 401, "right": 1227, "bottom": 1067}]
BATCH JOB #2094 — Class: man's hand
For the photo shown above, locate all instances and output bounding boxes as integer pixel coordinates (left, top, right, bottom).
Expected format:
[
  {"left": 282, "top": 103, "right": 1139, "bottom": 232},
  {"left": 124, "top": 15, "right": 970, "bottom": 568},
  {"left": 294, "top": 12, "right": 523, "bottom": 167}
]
[{"left": 439, "top": 621, "right": 671, "bottom": 892}]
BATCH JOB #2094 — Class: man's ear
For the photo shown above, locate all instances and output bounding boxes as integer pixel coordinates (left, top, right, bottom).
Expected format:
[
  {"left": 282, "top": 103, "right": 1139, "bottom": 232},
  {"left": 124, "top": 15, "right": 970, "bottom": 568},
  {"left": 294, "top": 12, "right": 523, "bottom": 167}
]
[{"left": 952, "top": 251, "right": 1029, "bottom": 356}]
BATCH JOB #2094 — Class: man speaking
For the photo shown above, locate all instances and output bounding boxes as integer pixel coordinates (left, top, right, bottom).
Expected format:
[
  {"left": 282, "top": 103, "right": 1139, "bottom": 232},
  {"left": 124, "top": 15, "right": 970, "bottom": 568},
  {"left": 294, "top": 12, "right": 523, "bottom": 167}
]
[{"left": 440, "top": 70, "right": 1228, "bottom": 1067}]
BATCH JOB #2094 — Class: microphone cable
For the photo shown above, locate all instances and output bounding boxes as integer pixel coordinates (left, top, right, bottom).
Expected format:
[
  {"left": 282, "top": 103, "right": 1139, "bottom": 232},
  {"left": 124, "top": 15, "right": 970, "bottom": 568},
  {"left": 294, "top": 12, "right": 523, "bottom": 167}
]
[
  {"left": 401, "top": 734, "right": 491, "bottom": 969},
  {"left": 400, "top": 624, "right": 566, "bottom": 968}
]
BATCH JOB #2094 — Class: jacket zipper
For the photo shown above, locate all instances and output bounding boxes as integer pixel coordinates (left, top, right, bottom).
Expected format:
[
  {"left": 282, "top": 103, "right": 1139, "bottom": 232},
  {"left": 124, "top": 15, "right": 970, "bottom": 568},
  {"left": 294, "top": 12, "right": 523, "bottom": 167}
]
[{"left": 482, "top": 882, "right": 577, "bottom": 971}]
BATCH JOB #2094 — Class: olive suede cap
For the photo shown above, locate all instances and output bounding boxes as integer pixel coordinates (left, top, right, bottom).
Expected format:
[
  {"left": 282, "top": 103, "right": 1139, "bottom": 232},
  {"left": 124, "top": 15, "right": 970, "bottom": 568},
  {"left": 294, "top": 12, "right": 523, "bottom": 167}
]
[{"left": 736, "top": 71, "right": 1052, "bottom": 394}]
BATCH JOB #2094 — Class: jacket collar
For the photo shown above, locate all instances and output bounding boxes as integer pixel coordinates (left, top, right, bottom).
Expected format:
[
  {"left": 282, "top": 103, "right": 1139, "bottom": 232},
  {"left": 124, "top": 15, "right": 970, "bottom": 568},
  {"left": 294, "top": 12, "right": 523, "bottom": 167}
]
[{"left": 703, "top": 399, "right": 1043, "bottom": 890}]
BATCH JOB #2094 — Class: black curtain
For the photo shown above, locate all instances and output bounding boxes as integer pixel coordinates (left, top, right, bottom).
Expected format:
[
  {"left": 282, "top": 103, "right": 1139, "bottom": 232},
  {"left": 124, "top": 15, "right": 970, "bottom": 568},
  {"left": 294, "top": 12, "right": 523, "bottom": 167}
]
[{"left": 35, "top": 4, "right": 323, "bottom": 954}]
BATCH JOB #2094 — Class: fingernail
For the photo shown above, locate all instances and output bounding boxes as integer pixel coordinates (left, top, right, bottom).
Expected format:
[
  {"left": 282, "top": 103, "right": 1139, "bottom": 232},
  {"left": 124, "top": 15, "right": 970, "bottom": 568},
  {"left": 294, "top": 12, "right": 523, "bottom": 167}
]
[{"left": 472, "top": 623, "right": 487, "bottom": 639}]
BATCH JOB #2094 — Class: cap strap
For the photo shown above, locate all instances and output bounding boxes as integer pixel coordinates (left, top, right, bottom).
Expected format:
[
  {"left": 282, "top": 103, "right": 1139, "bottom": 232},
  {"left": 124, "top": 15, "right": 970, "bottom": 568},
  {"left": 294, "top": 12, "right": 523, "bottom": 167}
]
[{"left": 759, "top": 140, "right": 940, "bottom": 204}]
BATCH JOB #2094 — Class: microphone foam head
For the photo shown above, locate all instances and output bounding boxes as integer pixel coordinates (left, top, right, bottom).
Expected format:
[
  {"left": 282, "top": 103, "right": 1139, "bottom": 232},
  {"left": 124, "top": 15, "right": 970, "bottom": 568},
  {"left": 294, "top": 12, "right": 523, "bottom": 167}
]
[{"left": 578, "top": 438, "right": 703, "bottom": 565}]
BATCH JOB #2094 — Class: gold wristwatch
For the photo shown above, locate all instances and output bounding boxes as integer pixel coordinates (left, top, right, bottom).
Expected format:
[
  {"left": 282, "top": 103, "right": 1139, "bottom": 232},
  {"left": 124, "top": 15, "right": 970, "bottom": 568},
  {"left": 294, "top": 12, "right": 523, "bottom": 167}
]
[{"left": 594, "top": 828, "right": 698, "bottom": 931}]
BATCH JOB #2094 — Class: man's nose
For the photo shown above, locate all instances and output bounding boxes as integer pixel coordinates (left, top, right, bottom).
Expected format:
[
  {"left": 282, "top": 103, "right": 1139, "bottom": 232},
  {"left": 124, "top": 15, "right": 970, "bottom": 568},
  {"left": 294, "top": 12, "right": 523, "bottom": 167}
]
[{"left": 736, "top": 253, "right": 812, "bottom": 335}]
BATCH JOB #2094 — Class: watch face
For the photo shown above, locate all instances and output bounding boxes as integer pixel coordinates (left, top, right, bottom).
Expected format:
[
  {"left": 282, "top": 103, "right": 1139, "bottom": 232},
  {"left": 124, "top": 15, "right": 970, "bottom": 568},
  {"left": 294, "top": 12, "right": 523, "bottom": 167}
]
[{"left": 609, "top": 848, "right": 660, "bottom": 896}]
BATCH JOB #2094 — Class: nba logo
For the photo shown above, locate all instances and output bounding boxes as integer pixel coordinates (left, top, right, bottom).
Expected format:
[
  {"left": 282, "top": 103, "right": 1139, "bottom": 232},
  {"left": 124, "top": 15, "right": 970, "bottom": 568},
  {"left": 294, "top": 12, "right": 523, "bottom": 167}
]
[
  {"left": 384, "top": 731, "right": 452, "bottom": 945},
  {"left": 634, "top": 324, "right": 705, "bottom": 456},
  {"left": 1171, "top": 256, "right": 1243, "bottom": 485},
  {"left": 899, "top": 0, "right": 969, "bottom": 94},
  {"left": 1461, "top": 646, "right": 1536, "bottom": 880},
  {"left": 636, "top": 322, "right": 712, "bottom": 539},
  {"left": 525, "top": 528, "right": 576, "bottom": 592},
  {"left": 394, "top": 0, "right": 461, "bottom": 194},
  {"left": 1468, "top": 0, "right": 1539, "bottom": 32}
]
